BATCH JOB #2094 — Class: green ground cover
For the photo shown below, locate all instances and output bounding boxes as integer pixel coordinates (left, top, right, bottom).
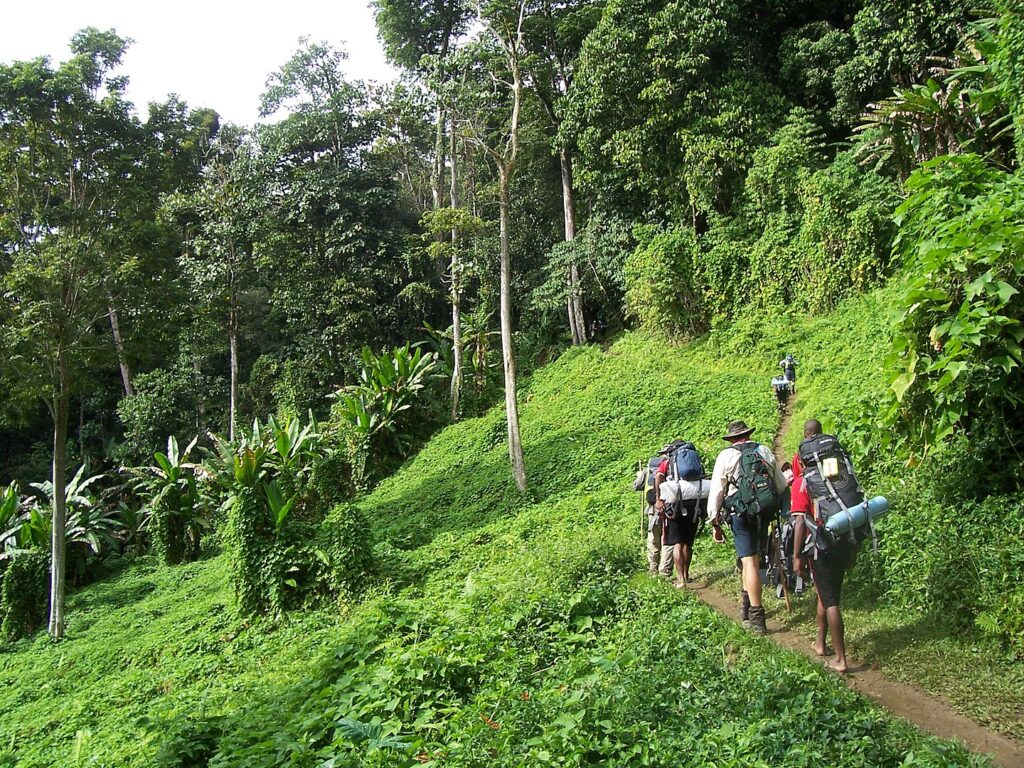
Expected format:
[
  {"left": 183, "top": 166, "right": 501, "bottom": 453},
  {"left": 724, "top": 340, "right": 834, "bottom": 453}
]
[
  {"left": 699, "top": 287, "right": 1024, "bottom": 740},
  {"left": 0, "top": 299, "right": 1004, "bottom": 767}
]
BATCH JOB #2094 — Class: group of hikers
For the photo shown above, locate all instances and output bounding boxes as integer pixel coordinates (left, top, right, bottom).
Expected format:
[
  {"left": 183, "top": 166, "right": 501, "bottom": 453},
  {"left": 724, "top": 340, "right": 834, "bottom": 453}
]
[{"left": 636, "top": 356, "right": 877, "bottom": 674}]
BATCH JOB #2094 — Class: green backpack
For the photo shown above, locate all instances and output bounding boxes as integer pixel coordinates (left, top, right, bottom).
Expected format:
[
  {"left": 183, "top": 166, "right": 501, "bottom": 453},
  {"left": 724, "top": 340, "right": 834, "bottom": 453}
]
[{"left": 724, "top": 442, "right": 781, "bottom": 523}]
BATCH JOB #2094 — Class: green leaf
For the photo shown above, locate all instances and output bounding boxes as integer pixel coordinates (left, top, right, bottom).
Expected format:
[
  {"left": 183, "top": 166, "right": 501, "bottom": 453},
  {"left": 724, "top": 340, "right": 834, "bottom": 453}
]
[{"left": 891, "top": 371, "right": 917, "bottom": 402}]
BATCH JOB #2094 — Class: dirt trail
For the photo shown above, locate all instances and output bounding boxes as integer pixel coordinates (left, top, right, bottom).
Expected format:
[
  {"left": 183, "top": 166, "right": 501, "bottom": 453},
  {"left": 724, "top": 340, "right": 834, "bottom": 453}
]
[
  {"left": 772, "top": 394, "right": 795, "bottom": 464},
  {"left": 685, "top": 393, "right": 1024, "bottom": 767},
  {"left": 686, "top": 580, "right": 1024, "bottom": 767}
]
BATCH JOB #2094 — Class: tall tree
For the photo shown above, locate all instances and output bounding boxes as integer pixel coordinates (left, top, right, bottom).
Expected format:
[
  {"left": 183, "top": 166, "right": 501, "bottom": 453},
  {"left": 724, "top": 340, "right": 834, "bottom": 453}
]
[
  {"left": 375, "top": 0, "right": 472, "bottom": 210},
  {"left": 165, "top": 126, "right": 258, "bottom": 441},
  {"left": 524, "top": 0, "right": 601, "bottom": 344},
  {"left": 253, "top": 39, "right": 409, "bottom": 400},
  {"left": 0, "top": 28, "right": 141, "bottom": 638},
  {"left": 375, "top": 0, "right": 473, "bottom": 416},
  {"left": 467, "top": 1, "right": 530, "bottom": 492}
]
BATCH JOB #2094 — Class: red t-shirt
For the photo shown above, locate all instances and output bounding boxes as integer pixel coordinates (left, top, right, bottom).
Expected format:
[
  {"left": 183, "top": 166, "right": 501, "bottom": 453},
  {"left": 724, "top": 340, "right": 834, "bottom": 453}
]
[
  {"left": 789, "top": 453, "right": 813, "bottom": 516},
  {"left": 657, "top": 458, "right": 670, "bottom": 477}
]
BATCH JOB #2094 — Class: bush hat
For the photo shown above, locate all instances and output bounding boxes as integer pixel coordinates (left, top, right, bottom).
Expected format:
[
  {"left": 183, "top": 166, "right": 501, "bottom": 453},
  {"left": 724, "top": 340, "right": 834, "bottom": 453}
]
[{"left": 722, "top": 420, "right": 755, "bottom": 440}]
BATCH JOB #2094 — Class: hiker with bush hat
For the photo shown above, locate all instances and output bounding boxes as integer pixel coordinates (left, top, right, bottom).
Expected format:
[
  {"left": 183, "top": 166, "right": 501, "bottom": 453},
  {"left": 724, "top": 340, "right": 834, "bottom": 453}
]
[{"left": 707, "top": 419, "right": 787, "bottom": 635}]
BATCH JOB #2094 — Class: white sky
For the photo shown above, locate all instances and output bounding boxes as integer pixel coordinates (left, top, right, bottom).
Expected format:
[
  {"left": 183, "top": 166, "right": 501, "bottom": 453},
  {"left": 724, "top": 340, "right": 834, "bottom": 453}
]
[{"left": 1, "top": 0, "right": 397, "bottom": 126}]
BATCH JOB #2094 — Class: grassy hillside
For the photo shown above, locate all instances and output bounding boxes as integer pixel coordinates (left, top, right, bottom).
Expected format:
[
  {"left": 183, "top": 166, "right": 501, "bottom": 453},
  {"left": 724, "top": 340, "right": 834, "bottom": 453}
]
[
  {"left": 699, "top": 286, "right": 1024, "bottom": 739},
  {"left": 0, "top": 299, "right": 997, "bottom": 767}
]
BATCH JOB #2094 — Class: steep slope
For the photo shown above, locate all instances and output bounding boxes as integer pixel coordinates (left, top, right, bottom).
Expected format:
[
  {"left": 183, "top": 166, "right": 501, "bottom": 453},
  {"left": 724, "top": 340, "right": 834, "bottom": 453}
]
[{"left": 0, "top": 299, "right": 994, "bottom": 767}]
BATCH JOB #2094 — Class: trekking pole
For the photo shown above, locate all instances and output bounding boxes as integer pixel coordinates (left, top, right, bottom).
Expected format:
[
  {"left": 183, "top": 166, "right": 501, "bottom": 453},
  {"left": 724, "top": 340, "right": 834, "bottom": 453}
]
[{"left": 638, "top": 460, "right": 646, "bottom": 539}]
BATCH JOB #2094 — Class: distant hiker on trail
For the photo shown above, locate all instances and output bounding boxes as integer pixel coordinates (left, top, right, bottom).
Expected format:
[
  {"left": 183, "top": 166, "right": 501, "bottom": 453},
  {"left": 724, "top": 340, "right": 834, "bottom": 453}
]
[
  {"left": 771, "top": 374, "right": 791, "bottom": 413},
  {"left": 780, "top": 354, "right": 798, "bottom": 384},
  {"left": 780, "top": 462, "right": 793, "bottom": 516},
  {"left": 707, "top": 420, "right": 786, "bottom": 635},
  {"left": 791, "top": 418, "right": 858, "bottom": 674}
]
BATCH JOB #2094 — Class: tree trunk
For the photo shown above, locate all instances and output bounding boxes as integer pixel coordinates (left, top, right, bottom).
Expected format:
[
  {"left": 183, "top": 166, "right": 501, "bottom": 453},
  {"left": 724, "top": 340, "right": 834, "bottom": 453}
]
[
  {"left": 559, "top": 148, "right": 586, "bottom": 345},
  {"left": 229, "top": 306, "right": 239, "bottom": 442},
  {"left": 48, "top": 380, "right": 70, "bottom": 640},
  {"left": 431, "top": 103, "right": 446, "bottom": 213},
  {"left": 498, "top": 167, "right": 527, "bottom": 493},
  {"left": 192, "top": 337, "right": 205, "bottom": 434},
  {"left": 106, "top": 289, "right": 134, "bottom": 397},
  {"left": 450, "top": 121, "right": 463, "bottom": 421}
]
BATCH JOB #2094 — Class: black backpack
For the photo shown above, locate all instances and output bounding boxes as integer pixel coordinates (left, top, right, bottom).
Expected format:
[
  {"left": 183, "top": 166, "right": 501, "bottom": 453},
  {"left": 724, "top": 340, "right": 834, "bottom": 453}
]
[
  {"left": 798, "top": 433, "right": 866, "bottom": 549},
  {"left": 724, "top": 442, "right": 781, "bottom": 523}
]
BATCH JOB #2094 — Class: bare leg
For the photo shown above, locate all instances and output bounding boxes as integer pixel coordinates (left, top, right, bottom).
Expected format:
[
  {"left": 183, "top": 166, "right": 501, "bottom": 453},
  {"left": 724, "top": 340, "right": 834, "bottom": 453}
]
[
  {"left": 672, "top": 544, "right": 685, "bottom": 587},
  {"left": 826, "top": 606, "right": 848, "bottom": 672},
  {"left": 680, "top": 543, "right": 693, "bottom": 581},
  {"left": 741, "top": 555, "right": 763, "bottom": 607},
  {"left": 812, "top": 596, "right": 829, "bottom": 656}
]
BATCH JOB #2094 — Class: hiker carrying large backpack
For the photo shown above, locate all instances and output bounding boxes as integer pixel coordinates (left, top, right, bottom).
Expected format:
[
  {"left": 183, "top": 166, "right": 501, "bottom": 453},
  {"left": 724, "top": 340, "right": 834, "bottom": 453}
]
[
  {"left": 634, "top": 440, "right": 709, "bottom": 586},
  {"left": 790, "top": 419, "right": 867, "bottom": 673},
  {"left": 707, "top": 420, "right": 786, "bottom": 636},
  {"left": 634, "top": 454, "right": 672, "bottom": 578}
]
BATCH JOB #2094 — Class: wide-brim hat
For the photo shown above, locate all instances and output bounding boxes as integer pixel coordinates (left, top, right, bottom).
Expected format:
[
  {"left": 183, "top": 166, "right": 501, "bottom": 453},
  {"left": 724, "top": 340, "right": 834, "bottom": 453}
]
[{"left": 722, "top": 420, "right": 755, "bottom": 440}]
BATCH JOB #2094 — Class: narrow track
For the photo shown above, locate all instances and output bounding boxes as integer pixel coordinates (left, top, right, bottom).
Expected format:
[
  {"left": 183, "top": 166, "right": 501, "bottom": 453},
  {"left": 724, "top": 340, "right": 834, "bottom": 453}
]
[
  {"left": 684, "top": 579, "right": 1024, "bottom": 767},
  {"left": 685, "top": 390, "right": 1024, "bottom": 767}
]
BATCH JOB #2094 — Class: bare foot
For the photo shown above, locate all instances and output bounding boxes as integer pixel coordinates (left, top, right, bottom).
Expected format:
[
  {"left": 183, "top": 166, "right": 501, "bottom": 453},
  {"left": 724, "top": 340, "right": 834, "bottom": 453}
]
[
  {"left": 811, "top": 641, "right": 832, "bottom": 657},
  {"left": 674, "top": 580, "right": 687, "bottom": 589},
  {"left": 829, "top": 658, "right": 849, "bottom": 674}
]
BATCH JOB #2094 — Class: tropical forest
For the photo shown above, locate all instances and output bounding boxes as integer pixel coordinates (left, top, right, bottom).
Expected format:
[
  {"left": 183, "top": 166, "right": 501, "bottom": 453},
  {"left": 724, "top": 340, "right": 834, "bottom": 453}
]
[{"left": 0, "top": 0, "right": 1022, "bottom": 765}]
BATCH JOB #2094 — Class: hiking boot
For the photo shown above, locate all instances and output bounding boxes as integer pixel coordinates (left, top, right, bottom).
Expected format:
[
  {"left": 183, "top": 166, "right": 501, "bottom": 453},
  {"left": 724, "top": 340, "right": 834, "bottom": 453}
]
[
  {"left": 739, "top": 591, "right": 750, "bottom": 622},
  {"left": 747, "top": 605, "right": 767, "bottom": 636}
]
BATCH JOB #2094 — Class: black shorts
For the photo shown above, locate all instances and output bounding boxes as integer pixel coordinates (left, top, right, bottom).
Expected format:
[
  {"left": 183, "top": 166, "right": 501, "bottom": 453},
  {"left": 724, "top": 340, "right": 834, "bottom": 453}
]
[
  {"left": 811, "top": 540, "right": 854, "bottom": 608},
  {"left": 729, "top": 513, "right": 769, "bottom": 559},
  {"left": 665, "top": 504, "right": 699, "bottom": 546}
]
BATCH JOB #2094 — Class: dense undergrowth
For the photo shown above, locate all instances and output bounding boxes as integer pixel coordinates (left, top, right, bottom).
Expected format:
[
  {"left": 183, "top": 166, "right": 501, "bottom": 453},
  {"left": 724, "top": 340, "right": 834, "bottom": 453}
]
[{"left": 0, "top": 298, "right": 1003, "bottom": 767}]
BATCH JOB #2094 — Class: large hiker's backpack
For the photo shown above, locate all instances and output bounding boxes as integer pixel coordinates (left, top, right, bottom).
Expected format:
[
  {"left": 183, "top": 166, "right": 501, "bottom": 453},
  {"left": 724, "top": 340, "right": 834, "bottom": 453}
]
[
  {"left": 724, "top": 442, "right": 781, "bottom": 523},
  {"left": 667, "top": 441, "right": 704, "bottom": 482},
  {"left": 665, "top": 442, "right": 707, "bottom": 519},
  {"left": 797, "top": 434, "right": 866, "bottom": 551},
  {"left": 633, "top": 456, "right": 662, "bottom": 490}
]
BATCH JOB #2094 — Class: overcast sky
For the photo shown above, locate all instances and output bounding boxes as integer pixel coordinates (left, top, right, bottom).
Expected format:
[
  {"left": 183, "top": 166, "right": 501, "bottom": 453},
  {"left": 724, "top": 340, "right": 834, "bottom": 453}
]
[{"left": 2, "top": 0, "right": 397, "bottom": 126}]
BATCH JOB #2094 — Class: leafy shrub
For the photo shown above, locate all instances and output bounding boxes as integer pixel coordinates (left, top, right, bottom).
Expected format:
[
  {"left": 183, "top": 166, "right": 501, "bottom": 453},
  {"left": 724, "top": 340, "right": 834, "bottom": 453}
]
[
  {"left": 624, "top": 225, "right": 705, "bottom": 337},
  {"left": 886, "top": 155, "right": 1024, "bottom": 450},
  {"left": 870, "top": 455, "right": 1024, "bottom": 656},
  {"left": 211, "top": 414, "right": 363, "bottom": 615},
  {"left": 0, "top": 550, "right": 49, "bottom": 641},
  {"left": 315, "top": 503, "right": 374, "bottom": 600},
  {"left": 115, "top": 367, "right": 196, "bottom": 463}
]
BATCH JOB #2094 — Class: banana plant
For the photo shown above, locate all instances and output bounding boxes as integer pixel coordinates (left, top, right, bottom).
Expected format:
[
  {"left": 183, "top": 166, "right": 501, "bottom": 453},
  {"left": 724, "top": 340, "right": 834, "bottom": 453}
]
[
  {"left": 29, "top": 465, "right": 119, "bottom": 556},
  {"left": 265, "top": 413, "right": 322, "bottom": 482},
  {"left": 134, "top": 436, "right": 201, "bottom": 507},
  {"left": 0, "top": 483, "right": 24, "bottom": 555},
  {"left": 131, "top": 436, "right": 205, "bottom": 563},
  {"left": 334, "top": 344, "right": 438, "bottom": 453},
  {"left": 31, "top": 464, "right": 105, "bottom": 516}
]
